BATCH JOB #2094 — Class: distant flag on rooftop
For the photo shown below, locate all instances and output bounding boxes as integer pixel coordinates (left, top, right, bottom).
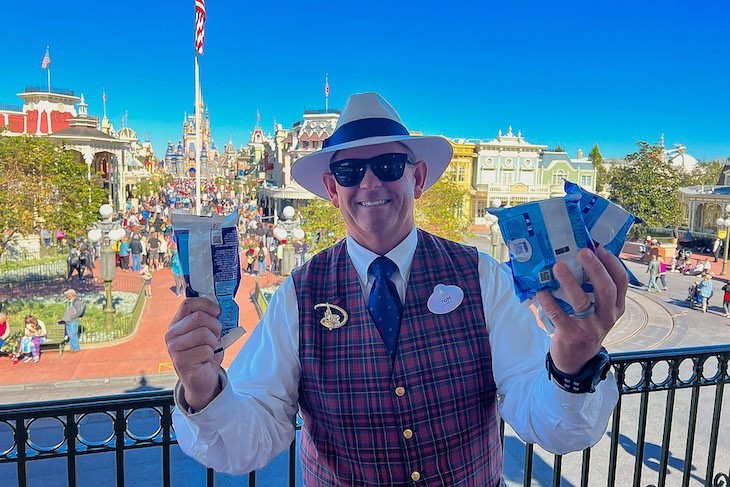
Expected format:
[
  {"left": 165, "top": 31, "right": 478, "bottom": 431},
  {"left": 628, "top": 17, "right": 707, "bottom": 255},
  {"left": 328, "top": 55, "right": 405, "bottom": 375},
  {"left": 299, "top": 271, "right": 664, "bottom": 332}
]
[
  {"left": 256, "top": 109, "right": 261, "bottom": 124},
  {"left": 102, "top": 90, "right": 107, "bottom": 102},
  {"left": 194, "top": 0, "right": 206, "bottom": 55},
  {"left": 325, "top": 73, "right": 330, "bottom": 113},
  {"left": 41, "top": 46, "right": 51, "bottom": 69}
]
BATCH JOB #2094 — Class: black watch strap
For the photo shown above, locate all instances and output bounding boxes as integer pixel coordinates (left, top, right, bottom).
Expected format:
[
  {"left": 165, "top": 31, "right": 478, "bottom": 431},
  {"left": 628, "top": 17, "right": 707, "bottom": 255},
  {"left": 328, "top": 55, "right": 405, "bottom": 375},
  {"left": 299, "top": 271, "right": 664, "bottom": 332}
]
[{"left": 546, "top": 346, "right": 611, "bottom": 394}]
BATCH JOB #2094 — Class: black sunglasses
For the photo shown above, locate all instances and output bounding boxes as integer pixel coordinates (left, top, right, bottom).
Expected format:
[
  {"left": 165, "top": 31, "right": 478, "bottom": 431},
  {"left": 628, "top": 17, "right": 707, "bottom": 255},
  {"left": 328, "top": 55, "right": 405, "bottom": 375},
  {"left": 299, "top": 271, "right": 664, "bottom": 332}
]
[{"left": 329, "top": 153, "right": 412, "bottom": 187}]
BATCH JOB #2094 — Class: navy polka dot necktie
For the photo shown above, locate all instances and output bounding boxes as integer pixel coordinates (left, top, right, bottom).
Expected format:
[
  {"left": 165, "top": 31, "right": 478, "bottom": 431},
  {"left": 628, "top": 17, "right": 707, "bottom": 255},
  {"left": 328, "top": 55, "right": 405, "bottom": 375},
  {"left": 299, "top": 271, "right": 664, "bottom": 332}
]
[{"left": 368, "top": 256, "right": 403, "bottom": 356}]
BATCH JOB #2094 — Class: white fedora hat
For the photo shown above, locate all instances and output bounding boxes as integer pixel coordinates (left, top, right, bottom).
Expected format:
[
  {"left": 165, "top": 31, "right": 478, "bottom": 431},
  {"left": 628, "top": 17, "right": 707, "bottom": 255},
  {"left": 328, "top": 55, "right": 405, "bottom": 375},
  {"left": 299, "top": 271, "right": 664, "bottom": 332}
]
[{"left": 291, "top": 92, "right": 453, "bottom": 199}]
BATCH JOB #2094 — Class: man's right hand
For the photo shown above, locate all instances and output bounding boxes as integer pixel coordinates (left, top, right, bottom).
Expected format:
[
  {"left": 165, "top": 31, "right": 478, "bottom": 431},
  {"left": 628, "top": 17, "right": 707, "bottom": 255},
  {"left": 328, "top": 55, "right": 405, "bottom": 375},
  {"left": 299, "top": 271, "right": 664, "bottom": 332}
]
[{"left": 165, "top": 298, "right": 224, "bottom": 412}]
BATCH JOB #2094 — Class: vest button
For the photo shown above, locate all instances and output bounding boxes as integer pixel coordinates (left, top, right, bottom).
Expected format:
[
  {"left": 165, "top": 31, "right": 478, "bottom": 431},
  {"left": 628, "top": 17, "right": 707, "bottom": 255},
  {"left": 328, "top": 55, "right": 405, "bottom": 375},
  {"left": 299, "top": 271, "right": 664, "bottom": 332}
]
[
  {"left": 411, "top": 471, "right": 421, "bottom": 481},
  {"left": 403, "top": 428, "right": 413, "bottom": 439},
  {"left": 395, "top": 386, "right": 406, "bottom": 396}
]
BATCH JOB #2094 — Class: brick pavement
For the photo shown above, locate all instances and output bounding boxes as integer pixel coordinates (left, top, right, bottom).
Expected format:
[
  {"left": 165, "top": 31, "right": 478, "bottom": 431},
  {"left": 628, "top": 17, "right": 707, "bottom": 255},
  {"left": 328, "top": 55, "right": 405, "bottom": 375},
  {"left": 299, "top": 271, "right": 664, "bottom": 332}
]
[{"left": 0, "top": 268, "right": 283, "bottom": 387}]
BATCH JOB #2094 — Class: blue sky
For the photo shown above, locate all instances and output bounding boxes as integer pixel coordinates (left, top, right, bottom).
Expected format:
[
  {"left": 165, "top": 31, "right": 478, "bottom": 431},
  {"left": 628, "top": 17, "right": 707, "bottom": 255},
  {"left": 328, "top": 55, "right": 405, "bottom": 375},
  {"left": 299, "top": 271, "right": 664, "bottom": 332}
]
[{"left": 4, "top": 1, "right": 729, "bottom": 161}]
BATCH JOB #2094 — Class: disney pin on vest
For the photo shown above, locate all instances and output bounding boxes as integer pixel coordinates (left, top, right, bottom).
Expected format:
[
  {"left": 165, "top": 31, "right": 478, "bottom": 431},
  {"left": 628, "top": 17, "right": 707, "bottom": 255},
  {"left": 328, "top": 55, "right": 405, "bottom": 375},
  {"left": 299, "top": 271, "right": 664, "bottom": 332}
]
[{"left": 314, "top": 302, "right": 349, "bottom": 330}]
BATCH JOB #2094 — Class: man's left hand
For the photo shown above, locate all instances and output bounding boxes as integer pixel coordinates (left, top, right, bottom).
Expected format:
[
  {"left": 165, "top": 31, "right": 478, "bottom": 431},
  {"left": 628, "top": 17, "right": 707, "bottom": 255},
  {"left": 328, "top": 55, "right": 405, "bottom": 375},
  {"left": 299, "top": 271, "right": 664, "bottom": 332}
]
[{"left": 536, "top": 247, "right": 629, "bottom": 374}]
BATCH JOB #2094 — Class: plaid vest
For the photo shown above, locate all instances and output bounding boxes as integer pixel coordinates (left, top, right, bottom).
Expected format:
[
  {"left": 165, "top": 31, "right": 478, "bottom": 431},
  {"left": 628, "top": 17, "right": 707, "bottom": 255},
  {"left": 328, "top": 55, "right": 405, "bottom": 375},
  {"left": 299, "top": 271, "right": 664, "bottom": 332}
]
[{"left": 292, "top": 230, "right": 502, "bottom": 486}]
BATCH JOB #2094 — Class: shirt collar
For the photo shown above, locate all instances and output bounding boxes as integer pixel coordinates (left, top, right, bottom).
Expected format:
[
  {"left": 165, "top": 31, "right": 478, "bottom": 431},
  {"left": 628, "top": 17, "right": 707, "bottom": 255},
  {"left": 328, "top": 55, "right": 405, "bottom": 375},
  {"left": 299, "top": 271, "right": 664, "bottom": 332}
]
[{"left": 346, "top": 227, "right": 418, "bottom": 283}]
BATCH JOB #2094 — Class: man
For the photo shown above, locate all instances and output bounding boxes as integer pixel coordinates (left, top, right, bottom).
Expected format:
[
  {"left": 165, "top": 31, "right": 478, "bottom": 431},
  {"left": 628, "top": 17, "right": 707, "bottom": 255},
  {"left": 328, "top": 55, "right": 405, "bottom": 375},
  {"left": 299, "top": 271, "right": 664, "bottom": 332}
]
[
  {"left": 147, "top": 232, "right": 161, "bottom": 269},
  {"left": 167, "top": 92, "right": 626, "bottom": 485},
  {"left": 130, "top": 234, "right": 143, "bottom": 272},
  {"left": 645, "top": 255, "right": 661, "bottom": 293},
  {"left": 62, "top": 289, "right": 85, "bottom": 352}
]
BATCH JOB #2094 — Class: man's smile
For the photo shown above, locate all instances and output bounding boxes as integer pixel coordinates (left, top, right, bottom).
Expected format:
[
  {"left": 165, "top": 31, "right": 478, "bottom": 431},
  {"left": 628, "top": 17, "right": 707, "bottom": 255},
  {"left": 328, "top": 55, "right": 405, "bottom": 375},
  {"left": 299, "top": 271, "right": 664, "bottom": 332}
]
[{"left": 359, "top": 199, "right": 389, "bottom": 207}]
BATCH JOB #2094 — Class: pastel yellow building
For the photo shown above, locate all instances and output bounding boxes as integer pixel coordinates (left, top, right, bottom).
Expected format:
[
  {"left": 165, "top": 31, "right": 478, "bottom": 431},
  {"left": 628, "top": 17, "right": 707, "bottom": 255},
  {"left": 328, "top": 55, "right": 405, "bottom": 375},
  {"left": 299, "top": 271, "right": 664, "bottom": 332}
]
[{"left": 445, "top": 139, "right": 477, "bottom": 218}]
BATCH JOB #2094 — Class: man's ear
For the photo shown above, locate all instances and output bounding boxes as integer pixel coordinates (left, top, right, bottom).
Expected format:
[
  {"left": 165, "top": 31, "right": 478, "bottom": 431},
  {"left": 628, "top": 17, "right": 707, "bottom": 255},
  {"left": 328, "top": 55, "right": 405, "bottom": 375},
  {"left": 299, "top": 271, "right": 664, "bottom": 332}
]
[
  {"left": 412, "top": 160, "right": 427, "bottom": 199},
  {"left": 322, "top": 173, "right": 340, "bottom": 208}
]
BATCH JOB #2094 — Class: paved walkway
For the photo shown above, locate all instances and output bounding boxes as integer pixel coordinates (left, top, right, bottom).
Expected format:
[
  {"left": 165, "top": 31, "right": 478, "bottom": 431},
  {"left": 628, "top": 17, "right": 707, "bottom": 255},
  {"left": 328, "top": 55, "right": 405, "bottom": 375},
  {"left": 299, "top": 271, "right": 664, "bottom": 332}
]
[{"left": 0, "top": 267, "right": 283, "bottom": 395}]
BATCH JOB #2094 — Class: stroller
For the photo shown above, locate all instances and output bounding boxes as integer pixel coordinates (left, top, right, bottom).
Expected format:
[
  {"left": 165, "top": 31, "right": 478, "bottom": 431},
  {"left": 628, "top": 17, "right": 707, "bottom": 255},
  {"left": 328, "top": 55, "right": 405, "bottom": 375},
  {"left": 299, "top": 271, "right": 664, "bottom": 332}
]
[{"left": 686, "top": 282, "right": 702, "bottom": 309}]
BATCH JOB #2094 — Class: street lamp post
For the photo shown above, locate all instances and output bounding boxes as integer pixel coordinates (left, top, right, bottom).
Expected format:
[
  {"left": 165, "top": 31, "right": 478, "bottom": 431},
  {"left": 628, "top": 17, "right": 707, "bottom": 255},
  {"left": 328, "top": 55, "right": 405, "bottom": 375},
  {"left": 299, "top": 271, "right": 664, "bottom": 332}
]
[
  {"left": 715, "top": 203, "right": 730, "bottom": 275},
  {"left": 274, "top": 205, "right": 305, "bottom": 276},
  {"left": 87, "top": 204, "right": 125, "bottom": 327}
]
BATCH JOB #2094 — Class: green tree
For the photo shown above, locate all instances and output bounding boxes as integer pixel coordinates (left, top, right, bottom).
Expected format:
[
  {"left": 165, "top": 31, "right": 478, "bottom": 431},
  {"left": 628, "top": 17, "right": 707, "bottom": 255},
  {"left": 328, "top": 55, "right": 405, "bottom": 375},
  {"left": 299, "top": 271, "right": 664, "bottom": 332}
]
[
  {"left": 588, "top": 143, "right": 603, "bottom": 168},
  {"left": 588, "top": 144, "right": 609, "bottom": 193},
  {"left": 414, "top": 173, "right": 472, "bottom": 242},
  {"left": 0, "top": 135, "right": 107, "bottom": 258},
  {"left": 678, "top": 160, "right": 724, "bottom": 187},
  {"left": 607, "top": 141, "right": 682, "bottom": 226},
  {"left": 300, "top": 196, "right": 346, "bottom": 253}
]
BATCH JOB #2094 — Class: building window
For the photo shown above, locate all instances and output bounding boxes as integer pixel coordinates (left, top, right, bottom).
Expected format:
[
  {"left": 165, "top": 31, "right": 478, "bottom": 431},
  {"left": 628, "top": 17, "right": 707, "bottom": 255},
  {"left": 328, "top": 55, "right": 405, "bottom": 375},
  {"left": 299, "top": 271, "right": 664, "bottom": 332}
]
[
  {"left": 552, "top": 170, "right": 566, "bottom": 185},
  {"left": 475, "top": 200, "right": 488, "bottom": 218},
  {"left": 580, "top": 175, "right": 592, "bottom": 187},
  {"left": 302, "top": 141, "right": 309, "bottom": 149},
  {"left": 458, "top": 166, "right": 465, "bottom": 182},
  {"left": 501, "top": 171, "right": 513, "bottom": 185},
  {"left": 312, "top": 141, "right": 319, "bottom": 149}
]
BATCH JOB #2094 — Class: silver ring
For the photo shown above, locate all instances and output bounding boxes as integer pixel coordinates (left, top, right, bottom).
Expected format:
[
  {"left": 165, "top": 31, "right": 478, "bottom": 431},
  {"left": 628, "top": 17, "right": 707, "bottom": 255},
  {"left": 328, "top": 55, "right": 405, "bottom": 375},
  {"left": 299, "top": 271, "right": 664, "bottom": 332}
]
[{"left": 572, "top": 303, "right": 595, "bottom": 319}]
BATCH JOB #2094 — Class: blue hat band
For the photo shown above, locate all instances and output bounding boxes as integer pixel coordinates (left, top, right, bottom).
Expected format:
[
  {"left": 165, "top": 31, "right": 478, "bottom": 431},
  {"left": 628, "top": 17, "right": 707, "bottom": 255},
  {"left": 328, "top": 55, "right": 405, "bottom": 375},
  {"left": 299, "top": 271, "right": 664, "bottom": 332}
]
[{"left": 323, "top": 118, "right": 409, "bottom": 149}]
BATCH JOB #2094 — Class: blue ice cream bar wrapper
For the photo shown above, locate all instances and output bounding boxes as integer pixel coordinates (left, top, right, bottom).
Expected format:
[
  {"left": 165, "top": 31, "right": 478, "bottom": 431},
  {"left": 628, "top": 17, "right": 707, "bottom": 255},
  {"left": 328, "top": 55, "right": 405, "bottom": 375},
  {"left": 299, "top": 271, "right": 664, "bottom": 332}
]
[
  {"left": 172, "top": 208, "right": 245, "bottom": 350},
  {"left": 564, "top": 180, "right": 642, "bottom": 286},
  {"left": 488, "top": 194, "right": 595, "bottom": 314}
]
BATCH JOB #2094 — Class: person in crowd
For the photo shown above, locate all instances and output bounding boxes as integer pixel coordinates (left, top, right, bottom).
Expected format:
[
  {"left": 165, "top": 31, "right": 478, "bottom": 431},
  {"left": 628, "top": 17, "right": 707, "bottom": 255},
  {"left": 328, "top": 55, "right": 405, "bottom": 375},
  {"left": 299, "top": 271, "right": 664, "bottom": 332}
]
[
  {"left": 657, "top": 255, "right": 668, "bottom": 290},
  {"left": 141, "top": 263, "right": 154, "bottom": 298},
  {"left": 171, "top": 246, "right": 186, "bottom": 298},
  {"left": 244, "top": 246, "right": 256, "bottom": 275},
  {"left": 147, "top": 232, "right": 161, "bottom": 270},
  {"left": 118, "top": 237, "right": 131, "bottom": 271},
  {"left": 40, "top": 228, "right": 52, "bottom": 247},
  {"left": 130, "top": 234, "right": 143, "bottom": 271},
  {"left": 140, "top": 234, "right": 149, "bottom": 266},
  {"left": 292, "top": 240, "right": 303, "bottom": 268},
  {"left": 269, "top": 241, "right": 280, "bottom": 275},
  {"left": 702, "top": 258, "right": 713, "bottom": 276},
  {"left": 166, "top": 92, "right": 626, "bottom": 484},
  {"left": 683, "top": 260, "right": 704, "bottom": 276},
  {"left": 18, "top": 315, "right": 46, "bottom": 363},
  {"left": 698, "top": 274, "right": 714, "bottom": 313},
  {"left": 62, "top": 288, "right": 85, "bottom": 353},
  {"left": 722, "top": 281, "right": 730, "bottom": 319},
  {"left": 646, "top": 255, "right": 662, "bottom": 293},
  {"left": 257, "top": 242, "right": 267, "bottom": 277},
  {"left": 159, "top": 235, "right": 168, "bottom": 269},
  {"left": 0, "top": 313, "right": 10, "bottom": 355}
]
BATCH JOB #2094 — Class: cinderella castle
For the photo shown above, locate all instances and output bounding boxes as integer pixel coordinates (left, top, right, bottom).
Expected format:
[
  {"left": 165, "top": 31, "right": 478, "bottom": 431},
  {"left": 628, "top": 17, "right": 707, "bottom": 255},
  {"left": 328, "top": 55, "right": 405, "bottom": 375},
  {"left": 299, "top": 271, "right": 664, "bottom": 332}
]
[{"left": 164, "top": 96, "right": 220, "bottom": 177}]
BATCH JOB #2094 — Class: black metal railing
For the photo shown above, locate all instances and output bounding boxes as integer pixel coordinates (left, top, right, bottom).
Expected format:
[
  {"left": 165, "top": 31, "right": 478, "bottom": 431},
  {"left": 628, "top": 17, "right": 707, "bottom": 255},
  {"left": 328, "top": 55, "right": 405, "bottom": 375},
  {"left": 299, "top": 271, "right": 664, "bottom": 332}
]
[
  {"left": 0, "top": 345, "right": 728, "bottom": 486},
  {"left": 23, "top": 87, "right": 75, "bottom": 96}
]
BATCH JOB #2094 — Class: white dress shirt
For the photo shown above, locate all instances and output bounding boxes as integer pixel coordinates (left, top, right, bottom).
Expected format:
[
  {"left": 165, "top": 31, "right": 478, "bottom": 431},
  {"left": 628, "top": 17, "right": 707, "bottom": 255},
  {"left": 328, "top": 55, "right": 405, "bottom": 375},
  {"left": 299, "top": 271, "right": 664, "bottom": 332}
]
[{"left": 173, "top": 227, "right": 619, "bottom": 475}]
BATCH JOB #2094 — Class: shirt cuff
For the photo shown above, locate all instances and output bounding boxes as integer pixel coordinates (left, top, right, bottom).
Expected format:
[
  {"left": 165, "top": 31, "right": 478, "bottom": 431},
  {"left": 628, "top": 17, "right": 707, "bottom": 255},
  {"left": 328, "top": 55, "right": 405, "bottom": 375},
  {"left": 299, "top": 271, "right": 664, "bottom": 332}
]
[
  {"left": 541, "top": 369, "right": 618, "bottom": 429},
  {"left": 174, "top": 368, "right": 230, "bottom": 420}
]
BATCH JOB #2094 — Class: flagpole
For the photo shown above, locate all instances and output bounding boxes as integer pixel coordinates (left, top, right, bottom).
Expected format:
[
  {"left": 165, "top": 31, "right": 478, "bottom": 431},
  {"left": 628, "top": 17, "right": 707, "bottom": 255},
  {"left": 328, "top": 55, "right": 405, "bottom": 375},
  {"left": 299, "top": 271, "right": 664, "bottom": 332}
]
[
  {"left": 195, "top": 55, "right": 202, "bottom": 215},
  {"left": 47, "top": 46, "right": 51, "bottom": 92},
  {"left": 325, "top": 73, "right": 329, "bottom": 113}
]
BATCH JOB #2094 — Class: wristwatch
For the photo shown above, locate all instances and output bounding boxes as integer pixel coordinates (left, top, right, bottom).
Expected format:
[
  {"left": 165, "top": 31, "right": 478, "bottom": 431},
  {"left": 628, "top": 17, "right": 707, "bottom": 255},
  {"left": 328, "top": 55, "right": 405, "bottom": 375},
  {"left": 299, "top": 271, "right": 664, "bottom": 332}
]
[{"left": 545, "top": 347, "right": 611, "bottom": 394}]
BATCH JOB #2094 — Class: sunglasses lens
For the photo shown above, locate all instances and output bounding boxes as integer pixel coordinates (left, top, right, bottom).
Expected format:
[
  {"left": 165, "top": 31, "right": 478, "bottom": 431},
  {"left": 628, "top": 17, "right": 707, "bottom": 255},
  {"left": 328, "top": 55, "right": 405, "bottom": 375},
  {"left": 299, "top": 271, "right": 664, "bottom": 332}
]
[{"left": 330, "top": 153, "right": 409, "bottom": 187}]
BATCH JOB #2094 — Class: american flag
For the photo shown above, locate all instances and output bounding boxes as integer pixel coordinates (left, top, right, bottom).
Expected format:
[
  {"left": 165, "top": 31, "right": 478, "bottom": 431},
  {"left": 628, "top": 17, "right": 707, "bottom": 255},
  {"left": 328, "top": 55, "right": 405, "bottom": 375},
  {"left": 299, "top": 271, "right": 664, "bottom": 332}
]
[
  {"left": 41, "top": 47, "right": 51, "bottom": 69},
  {"left": 194, "top": 0, "right": 206, "bottom": 55},
  {"left": 324, "top": 74, "right": 330, "bottom": 97}
]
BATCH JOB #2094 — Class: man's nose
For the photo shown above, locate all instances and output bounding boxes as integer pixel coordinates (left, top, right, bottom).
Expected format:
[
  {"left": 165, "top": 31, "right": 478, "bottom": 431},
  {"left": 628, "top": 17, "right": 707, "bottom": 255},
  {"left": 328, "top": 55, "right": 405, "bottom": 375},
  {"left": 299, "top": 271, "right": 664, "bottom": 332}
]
[{"left": 359, "top": 165, "right": 383, "bottom": 190}]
